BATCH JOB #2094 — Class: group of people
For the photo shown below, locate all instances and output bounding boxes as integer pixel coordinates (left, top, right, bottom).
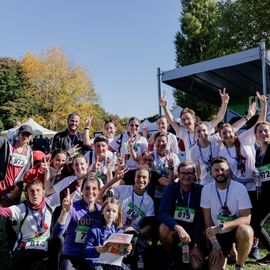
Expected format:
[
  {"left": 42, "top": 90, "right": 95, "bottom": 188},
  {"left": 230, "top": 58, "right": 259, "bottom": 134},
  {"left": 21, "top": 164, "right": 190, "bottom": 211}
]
[{"left": 1, "top": 89, "right": 270, "bottom": 270}]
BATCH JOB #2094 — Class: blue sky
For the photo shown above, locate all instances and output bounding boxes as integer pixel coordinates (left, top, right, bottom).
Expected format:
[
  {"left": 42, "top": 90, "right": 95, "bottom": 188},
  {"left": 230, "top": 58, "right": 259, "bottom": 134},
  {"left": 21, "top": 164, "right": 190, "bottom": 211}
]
[{"left": 1, "top": 0, "right": 181, "bottom": 119}]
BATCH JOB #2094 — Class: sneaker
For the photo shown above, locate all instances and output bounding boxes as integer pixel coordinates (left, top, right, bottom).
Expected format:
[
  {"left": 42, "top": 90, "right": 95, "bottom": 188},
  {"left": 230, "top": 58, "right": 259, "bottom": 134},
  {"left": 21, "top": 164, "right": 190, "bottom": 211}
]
[
  {"left": 249, "top": 246, "right": 260, "bottom": 260},
  {"left": 257, "top": 253, "right": 270, "bottom": 265},
  {"left": 249, "top": 237, "right": 260, "bottom": 260},
  {"left": 235, "top": 266, "right": 243, "bottom": 270}
]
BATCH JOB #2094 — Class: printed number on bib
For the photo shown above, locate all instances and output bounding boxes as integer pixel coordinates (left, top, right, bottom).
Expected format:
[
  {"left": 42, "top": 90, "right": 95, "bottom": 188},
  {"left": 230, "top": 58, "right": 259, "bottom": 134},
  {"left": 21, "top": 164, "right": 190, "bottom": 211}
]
[
  {"left": 126, "top": 203, "right": 145, "bottom": 225},
  {"left": 257, "top": 164, "right": 270, "bottom": 182},
  {"left": 10, "top": 153, "right": 28, "bottom": 167},
  {"left": 174, "top": 206, "right": 195, "bottom": 223},
  {"left": 25, "top": 237, "right": 48, "bottom": 251},
  {"left": 75, "top": 225, "right": 90, "bottom": 244}
]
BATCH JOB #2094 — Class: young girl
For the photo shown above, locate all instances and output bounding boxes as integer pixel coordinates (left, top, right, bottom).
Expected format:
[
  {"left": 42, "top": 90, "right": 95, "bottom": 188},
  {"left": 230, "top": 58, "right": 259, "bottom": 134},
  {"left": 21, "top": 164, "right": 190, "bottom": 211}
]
[
  {"left": 23, "top": 149, "right": 68, "bottom": 185},
  {"left": 84, "top": 197, "right": 132, "bottom": 270}
]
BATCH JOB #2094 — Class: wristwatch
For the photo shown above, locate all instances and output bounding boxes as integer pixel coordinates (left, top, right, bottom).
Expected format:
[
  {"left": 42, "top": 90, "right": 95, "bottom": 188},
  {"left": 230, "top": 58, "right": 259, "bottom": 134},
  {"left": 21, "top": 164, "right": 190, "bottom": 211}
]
[{"left": 218, "top": 223, "right": 224, "bottom": 232}]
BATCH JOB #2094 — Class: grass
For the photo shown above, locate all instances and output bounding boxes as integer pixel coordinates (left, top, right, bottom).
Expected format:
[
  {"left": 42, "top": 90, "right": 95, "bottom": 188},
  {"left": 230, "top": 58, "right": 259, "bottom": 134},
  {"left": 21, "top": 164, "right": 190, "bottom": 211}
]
[{"left": 1, "top": 217, "right": 270, "bottom": 269}]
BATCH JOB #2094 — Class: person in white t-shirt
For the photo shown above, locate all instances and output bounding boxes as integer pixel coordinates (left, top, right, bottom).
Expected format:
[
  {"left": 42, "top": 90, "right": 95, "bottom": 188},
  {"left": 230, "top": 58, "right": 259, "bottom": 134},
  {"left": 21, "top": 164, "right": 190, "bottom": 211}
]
[
  {"left": 143, "top": 116, "right": 179, "bottom": 155},
  {"left": 85, "top": 135, "right": 113, "bottom": 184},
  {"left": 0, "top": 179, "right": 61, "bottom": 270},
  {"left": 217, "top": 93, "right": 267, "bottom": 201},
  {"left": 110, "top": 117, "right": 148, "bottom": 170},
  {"left": 97, "top": 165, "right": 155, "bottom": 268},
  {"left": 160, "top": 89, "right": 229, "bottom": 162},
  {"left": 200, "top": 157, "right": 253, "bottom": 270}
]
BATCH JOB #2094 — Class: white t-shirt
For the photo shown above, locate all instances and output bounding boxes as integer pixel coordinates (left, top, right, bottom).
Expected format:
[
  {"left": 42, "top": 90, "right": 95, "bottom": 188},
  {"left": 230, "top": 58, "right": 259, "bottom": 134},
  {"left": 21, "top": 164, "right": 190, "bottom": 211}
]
[
  {"left": 152, "top": 150, "right": 180, "bottom": 176},
  {"left": 217, "top": 128, "right": 256, "bottom": 191},
  {"left": 177, "top": 122, "right": 214, "bottom": 162},
  {"left": 190, "top": 135, "right": 220, "bottom": 185},
  {"left": 10, "top": 193, "right": 60, "bottom": 250},
  {"left": 110, "top": 132, "right": 148, "bottom": 170},
  {"left": 111, "top": 185, "right": 154, "bottom": 231},
  {"left": 200, "top": 180, "right": 252, "bottom": 232},
  {"left": 85, "top": 150, "right": 113, "bottom": 183}
]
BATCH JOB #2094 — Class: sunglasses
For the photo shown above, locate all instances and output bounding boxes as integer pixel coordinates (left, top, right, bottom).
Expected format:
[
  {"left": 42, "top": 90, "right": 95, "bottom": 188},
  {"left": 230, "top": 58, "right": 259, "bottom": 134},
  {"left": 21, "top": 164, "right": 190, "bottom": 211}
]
[{"left": 129, "top": 124, "right": 139, "bottom": 128}]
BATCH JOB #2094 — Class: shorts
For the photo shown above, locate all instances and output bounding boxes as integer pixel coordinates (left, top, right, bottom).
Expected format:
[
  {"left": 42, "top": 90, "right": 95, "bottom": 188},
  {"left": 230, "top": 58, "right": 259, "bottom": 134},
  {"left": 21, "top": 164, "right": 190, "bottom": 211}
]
[{"left": 216, "top": 229, "right": 237, "bottom": 256}]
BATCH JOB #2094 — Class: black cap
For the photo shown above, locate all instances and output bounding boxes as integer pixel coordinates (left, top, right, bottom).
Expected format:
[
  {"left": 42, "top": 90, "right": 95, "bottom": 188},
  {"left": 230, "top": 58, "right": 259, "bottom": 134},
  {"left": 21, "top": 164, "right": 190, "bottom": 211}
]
[
  {"left": 93, "top": 135, "right": 108, "bottom": 145},
  {"left": 18, "top": 125, "right": 33, "bottom": 134}
]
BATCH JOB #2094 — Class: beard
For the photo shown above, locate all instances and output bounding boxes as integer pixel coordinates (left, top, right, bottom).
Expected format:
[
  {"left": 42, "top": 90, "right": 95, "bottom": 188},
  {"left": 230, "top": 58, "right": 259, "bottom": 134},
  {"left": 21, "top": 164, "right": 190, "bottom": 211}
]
[{"left": 214, "top": 174, "right": 229, "bottom": 184}]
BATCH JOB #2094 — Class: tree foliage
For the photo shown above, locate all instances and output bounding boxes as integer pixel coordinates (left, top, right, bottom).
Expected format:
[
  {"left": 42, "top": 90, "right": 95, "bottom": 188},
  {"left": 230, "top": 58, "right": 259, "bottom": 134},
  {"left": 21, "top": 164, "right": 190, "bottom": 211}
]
[
  {"left": 21, "top": 47, "right": 102, "bottom": 132},
  {"left": 0, "top": 58, "right": 29, "bottom": 129},
  {"left": 174, "top": 0, "right": 270, "bottom": 119}
]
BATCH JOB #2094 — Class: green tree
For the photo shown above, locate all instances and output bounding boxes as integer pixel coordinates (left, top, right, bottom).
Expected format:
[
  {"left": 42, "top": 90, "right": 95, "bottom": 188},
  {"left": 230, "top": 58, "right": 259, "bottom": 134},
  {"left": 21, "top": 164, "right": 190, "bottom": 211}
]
[
  {"left": 0, "top": 58, "right": 29, "bottom": 130},
  {"left": 174, "top": 0, "right": 220, "bottom": 120},
  {"left": 174, "top": 0, "right": 270, "bottom": 119}
]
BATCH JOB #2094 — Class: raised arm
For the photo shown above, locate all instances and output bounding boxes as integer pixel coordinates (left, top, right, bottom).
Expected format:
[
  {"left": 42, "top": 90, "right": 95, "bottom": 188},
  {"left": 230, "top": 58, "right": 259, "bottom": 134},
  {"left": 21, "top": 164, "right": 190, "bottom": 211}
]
[
  {"left": 211, "top": 88, "right": 230, "bottom": 129},
  {"left": 96, "top": 168, "right": 126, "bottom": 202},
  {"left": 232, "top": 102, "right": 257, "bottom": 132},
  {"left": 83, "top": 115, "right": 93, "bottom": 146},
  {"left": 256, "top": 91, "right": 268, "bottom": 123},
  {"left": 160, "top": 97, "right": 180, "bottom": 134}
]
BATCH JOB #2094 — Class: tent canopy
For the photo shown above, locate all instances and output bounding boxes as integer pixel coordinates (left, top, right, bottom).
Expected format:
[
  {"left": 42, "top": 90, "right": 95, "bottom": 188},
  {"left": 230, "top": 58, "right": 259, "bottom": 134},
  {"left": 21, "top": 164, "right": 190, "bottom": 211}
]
[
  {"left": 162, "top": 45, "right": 270, "bottom": 106},
  {"left": 0, "top": 118, "right": 56, "bottom": 138}
]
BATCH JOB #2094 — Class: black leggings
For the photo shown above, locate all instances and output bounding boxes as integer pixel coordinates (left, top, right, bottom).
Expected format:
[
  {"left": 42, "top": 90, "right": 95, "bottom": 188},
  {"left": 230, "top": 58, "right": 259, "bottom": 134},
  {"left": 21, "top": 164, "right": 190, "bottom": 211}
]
[{"left": 251, "top": 188, "right": 270, "bottom": 251}]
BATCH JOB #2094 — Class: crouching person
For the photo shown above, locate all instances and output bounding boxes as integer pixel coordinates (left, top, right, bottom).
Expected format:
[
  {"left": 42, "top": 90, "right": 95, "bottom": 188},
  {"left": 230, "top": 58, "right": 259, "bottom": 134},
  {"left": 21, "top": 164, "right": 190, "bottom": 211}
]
[
  {"left": 0, "top": 179, "right": 62, "bottom": 270},
  {"left": 200, "top": 157, "right": 253, "bottom": 270},
  {"left": 158, "top": 161, "right": 205, "bottom": 269}
]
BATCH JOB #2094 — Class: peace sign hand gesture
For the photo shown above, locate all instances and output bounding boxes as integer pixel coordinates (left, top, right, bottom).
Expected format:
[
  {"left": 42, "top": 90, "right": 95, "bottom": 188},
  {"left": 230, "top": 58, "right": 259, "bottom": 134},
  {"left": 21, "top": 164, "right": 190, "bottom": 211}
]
[{"left": 219, "top": 88, "right": 230, "bottom": 104}]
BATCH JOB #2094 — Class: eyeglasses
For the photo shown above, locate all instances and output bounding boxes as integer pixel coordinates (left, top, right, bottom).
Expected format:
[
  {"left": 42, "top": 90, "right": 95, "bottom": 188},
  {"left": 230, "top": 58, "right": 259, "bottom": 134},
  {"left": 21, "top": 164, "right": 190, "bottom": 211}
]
[
  {"left": 179, "top": 172, "right": 194, "bottom": 177},
  {"left": 129, "top": 124, "right": 139, "bottom": 128}
]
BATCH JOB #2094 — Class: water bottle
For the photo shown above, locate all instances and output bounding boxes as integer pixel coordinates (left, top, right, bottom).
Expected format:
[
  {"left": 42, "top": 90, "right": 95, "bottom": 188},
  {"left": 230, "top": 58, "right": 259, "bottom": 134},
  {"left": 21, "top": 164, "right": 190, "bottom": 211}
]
[
  {"left": 254, "top": 169, "right": 262, "bottom": 199},
  {"left": 137, "top": 255, "right": 144, "bottom": 269},
  {"left": 210, "top": 236, "right": 221, "bottom": 250},
  {"left": 182, "top": 243, "right": 189, "bottom": 264}
]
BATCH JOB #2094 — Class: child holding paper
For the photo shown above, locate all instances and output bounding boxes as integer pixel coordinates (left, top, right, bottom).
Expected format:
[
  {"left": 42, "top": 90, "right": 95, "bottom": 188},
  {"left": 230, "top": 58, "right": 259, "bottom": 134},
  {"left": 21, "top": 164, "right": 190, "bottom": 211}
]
[{"left": 84, "top": 197, "right": 132, "bottom": 270}]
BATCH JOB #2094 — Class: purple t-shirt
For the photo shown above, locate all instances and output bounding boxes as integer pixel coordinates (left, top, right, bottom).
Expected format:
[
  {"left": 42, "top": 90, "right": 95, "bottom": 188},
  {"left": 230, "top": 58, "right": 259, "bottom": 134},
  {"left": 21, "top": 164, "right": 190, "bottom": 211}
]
[{"left": 53, "top": 199, "right": 101, "bottom": 257}]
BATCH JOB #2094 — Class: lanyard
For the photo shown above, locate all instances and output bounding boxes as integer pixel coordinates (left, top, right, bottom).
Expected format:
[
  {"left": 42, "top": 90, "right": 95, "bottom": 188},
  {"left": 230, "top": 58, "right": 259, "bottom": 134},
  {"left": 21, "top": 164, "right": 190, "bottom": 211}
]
[
  {"left": 198, "top": 141, "right": 212, "bottom": 165},
  {"left": 29, "top": 207, "right": 46, "bottom": 236},
  {"left": 179, "top": 187, "right": 191, "bottom": 210},
  {"left": 132, "top": 188, "right": 145, "bottom": 210},
  {"left": 215, "top": 181, "right": 230, "bottom": 210},
  {"left": 187, "top": 130, "right": 196, "bottom": 147}
]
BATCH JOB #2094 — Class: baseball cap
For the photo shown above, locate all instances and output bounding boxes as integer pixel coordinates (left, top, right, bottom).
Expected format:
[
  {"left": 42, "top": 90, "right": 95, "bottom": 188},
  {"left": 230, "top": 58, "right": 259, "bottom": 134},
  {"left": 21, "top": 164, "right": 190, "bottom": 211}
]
[
  {"left": 93, "top": 135, "right": 108, "bottom": 145},
  {"left": 18, "top": 125, "right": 33, "bottom": 134}
]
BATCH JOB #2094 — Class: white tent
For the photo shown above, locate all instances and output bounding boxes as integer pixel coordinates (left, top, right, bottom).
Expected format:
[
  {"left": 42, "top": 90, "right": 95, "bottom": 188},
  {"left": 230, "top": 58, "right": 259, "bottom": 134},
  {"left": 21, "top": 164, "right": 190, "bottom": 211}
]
[{"left": 0, "top": 118, "right": 57, "bottom": 138}]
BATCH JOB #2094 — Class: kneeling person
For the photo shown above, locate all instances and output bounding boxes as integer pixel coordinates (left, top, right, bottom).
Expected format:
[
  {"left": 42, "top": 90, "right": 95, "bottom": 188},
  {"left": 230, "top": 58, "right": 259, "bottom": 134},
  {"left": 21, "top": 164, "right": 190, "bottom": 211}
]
[
  {"left": 158, "top": 161, "right": 205, "bottom": 269},
  {"left": 200, "top": 157, "right": 253, "bottom": 270}
]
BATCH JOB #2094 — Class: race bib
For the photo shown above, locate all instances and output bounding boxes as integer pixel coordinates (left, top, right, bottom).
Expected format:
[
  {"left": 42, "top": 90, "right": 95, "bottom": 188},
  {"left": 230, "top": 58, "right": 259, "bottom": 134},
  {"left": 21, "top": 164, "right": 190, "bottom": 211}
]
[
  {"left": 125, "top": 202, "right": 145, "bottom": 226},
  {"left": 10, "top": 152, "right": 28, "bottom": 167},
  {"left": 75, "top": 225, "right": 90, "bottom": 244},
  {"left": 257, "top": 164, "right": 270, "bottom": 182},
  {"left": 25, "top": 235, "right": 48, "bottom": 251},
  {"left": 217, "top": 215, "right": 236, "bottom": 223},
  {"left": 174, "top": 206, "right": 195, "bottom": 223}
]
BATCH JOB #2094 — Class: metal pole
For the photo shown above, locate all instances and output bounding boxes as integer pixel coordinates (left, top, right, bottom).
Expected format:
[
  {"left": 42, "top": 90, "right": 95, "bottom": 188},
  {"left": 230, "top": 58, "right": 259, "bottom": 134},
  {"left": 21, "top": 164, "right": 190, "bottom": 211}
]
[
  {"left": 157, "top": 67, "right": 162, "bottom": 116},
  {"left": 261, "top": 41, "right": 267, "bottom": 95}
]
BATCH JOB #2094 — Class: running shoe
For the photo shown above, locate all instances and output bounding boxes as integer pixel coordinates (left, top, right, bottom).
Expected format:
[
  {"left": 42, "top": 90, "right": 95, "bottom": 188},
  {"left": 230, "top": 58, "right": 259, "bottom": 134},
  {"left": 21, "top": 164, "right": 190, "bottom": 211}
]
[{"left": 257, "top": 253, "right": 270, "bottom": 265}]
